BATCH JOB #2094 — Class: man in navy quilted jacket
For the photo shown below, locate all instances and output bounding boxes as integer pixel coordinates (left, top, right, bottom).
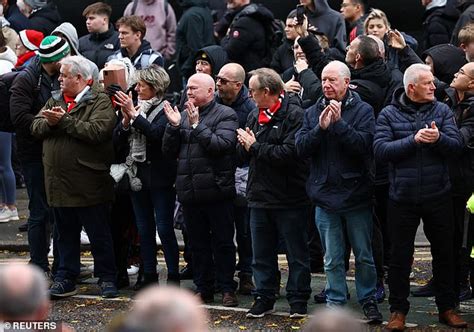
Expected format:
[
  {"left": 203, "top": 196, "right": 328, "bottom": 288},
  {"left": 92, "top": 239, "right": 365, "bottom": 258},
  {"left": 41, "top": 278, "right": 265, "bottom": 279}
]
[{"left": 374, "top": 63, "right": 466, "bottom": 330}]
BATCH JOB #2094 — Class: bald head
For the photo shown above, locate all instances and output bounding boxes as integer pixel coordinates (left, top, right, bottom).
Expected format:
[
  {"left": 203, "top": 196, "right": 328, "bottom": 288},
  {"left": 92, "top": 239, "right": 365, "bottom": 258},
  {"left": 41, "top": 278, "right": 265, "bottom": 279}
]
[
  {"left": 0, "top": 264, "right": 49, "bottom": 321},
  {"left": 187, "top": 73, "right": 215, "bottom": 107},
  {"left": 125, "top": 286, "right": 208, "bottom": 332},
  {"left": 220, "top": 63, "right": 246, "bottom": 83}
]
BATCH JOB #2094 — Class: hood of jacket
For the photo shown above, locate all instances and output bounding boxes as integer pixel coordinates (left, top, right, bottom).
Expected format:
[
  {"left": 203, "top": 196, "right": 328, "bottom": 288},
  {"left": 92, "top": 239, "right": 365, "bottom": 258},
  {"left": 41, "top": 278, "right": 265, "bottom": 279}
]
[
  {"left": 52, "top": 22, "right": 80, "bottom": 56},
  {"left": 424, "top": 2, "right": 460, "bottom": 20},
  {"left": 179, "top": 0, "right": 209, "bottom": 9},
  {"left": 390, "top": 87, "right": 436, "bottom": 114},
  {"left": 194, "top": 45, "right": 228, "bottom": 77},
  {"left": 233, "top": 3, "right": 274, "bottom": 22},
  {"left": 29, "top": 3, "right": 61, "bottom": 24},
  {"left": 422, "top": 44, "right": 467, "bottom": 84},
  {"left": 351, "top": 59, "right": 391, "bottom": 88},
  {"left": 456, "top": 0, "right": 474, "bottom": 10},
  {"left": 310, "top": 0, "right": 331, "bottom": 16}
]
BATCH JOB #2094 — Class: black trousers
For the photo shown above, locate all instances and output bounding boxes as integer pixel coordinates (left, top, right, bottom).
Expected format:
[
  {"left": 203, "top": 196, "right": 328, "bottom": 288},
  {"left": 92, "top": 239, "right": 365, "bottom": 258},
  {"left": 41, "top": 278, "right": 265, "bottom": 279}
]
[
  {"left": 182, "top": 200, "right": 237, "bottom": 294},
  {"left": 387, "top": 197, "right": 456, "bottom": 314}
]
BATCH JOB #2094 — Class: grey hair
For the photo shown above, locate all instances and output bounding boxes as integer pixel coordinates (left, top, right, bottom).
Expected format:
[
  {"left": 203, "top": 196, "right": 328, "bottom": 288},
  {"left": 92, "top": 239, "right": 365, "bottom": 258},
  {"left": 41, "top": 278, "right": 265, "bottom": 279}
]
[
  {"left": 248, "top": 67, "right": 284, "bottom": 95},
  {"left": 403, "top": 63, "right": 432, "bottom": 93},
  {"left": 0, "top": 264, "right": 48, "bottom": 319},
  {"left": 325, "top": 60, "right": 351, "bottom": 79},
  {"left": 60, "top": 55, "right": 92, "bottom": 80},
  {"left": 134, "top": 64, "right": 170, "bottom": 100}
]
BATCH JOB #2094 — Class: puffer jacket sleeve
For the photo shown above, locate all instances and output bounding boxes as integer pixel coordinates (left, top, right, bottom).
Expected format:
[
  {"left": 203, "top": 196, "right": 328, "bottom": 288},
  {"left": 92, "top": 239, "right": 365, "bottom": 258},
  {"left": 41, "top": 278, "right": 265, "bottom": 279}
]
[
  {"left": 331, "top": 103, "right": 375, "bottom": 155},
  {"left": 295, "top": 106, "right": 325, "bottom": 158},
  {"left": 162, "top": 122, "right": 182, "bottom": 159},
  {"left": 249, "top": 108, "right": 303, "bottom": 166},
  {"left": 192, "top": 107, "right": 238, "bottom": 155},
  {"left": 430, "top": 105, "right": 463, "bottom": 156},
  {"left": 56, "top": 94, "right": 116, "bottom": 144},
  {"left": 374, "top": 107, "right": 417, "bottom": 163}
]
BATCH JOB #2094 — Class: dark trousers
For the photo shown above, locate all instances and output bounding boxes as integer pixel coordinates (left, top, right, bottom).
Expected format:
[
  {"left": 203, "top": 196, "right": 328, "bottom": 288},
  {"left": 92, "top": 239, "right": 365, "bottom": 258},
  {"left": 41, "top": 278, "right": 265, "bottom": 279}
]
[
  {"left": 388, "top": 198, "right": 456, "bottom": 314},
  {"left": 375, "top": 184, "right": 390, "bottom": 267},
  {"left": 110, "top": 193, "right": 135, "bottom": 278},
  {"left": 53, "top": 203, "right": 116, "bottom": 283},
  {"left": 182, "top": 201, "right": 237, "bottom": 294},
  {"left": 452, "top": 195, "right": 474, "bottom": 297},
  {"left": 234, "top": 203, "right": 252, "bottom": 275},
  {"left": 23, "top": 162, "right": 52, "bottom": 272},
  {"left": 250, "top": 207, "right": 311, "bottom": 304},
  {"left": 307, "top": 206, "right": 324, "bottom": 270}
]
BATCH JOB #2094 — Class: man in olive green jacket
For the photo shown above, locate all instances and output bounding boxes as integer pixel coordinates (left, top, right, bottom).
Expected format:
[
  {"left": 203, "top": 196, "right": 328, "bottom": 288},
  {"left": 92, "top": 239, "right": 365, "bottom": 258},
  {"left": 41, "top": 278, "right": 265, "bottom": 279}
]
[{"left": 31, "top": 55, "right": 118, "bottom": 299}]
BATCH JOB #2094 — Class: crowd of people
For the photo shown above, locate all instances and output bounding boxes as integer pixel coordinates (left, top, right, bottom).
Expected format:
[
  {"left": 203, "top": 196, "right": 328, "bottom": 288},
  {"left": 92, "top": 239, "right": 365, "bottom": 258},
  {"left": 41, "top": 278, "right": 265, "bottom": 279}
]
[{"left": 0, "top": 0, "right": 473, "bottom": 329}]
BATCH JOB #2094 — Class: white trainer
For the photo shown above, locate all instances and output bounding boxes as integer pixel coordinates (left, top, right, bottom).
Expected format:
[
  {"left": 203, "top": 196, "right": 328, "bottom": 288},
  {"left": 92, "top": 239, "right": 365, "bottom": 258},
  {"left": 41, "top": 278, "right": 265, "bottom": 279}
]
[{"left": 0, "top": 207, "right": 19, "bottom": 222}]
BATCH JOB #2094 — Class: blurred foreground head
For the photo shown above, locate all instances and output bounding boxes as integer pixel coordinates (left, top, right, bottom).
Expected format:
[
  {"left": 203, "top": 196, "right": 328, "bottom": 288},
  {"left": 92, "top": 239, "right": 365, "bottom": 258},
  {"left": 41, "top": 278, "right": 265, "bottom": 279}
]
[
  {"left": 111, "top": 286, "right": 209, "bottom": 332},
  {"left": 303, "top": 307, "right": 363, "bottom": 332},
  {"left": 0, "top": 264, "right": 49, "bottom": 321}
]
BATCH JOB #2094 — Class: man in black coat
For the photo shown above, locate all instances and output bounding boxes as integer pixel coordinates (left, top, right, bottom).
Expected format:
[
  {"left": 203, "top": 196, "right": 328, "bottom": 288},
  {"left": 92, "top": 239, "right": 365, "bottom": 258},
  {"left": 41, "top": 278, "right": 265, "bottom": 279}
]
[
  {"left": 162, "top": 73, "right": 239, "bottom": 307},
  {"left": 78, "top": 2, "right": 120, "bottom": 70},
  {"left": 237, "top": 68, "right": 311, "bottom": 319},
  {"left": 374, "top": 63, "right": 466, "bottom": 330},
  {"left": 23, "top": 0, "right": 61, "bottom": 36},
  {"left": 220, "top": 0, "right": 274, "bottom": 73},
  {"left": 421, "top": 0, "right": 459, "bottom": 52}
]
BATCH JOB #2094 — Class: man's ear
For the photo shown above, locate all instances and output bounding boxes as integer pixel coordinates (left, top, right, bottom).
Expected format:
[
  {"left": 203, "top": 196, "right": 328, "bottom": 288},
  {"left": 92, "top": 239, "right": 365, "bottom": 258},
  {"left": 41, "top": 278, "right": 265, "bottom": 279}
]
[
  {"left": 460, "top": 43, "right": 467, "bottom": 52},
  {"left": 355, "top": 53, "right": 362, "bottom": 64}
]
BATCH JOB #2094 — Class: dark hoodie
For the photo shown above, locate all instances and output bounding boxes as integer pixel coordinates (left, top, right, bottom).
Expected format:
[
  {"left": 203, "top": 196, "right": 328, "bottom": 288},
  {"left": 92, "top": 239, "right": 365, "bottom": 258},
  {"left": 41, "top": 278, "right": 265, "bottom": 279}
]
[
  {"left": 220, "top": 3, "right": 274, "bottom": 72},
  {"left": 176, "top": 0, "right": 215, "bottom": 79},
  {"left": 28, "top": 2, "right": 61, "bottom": 36},
  {"left": 451, "top": 0, "right": 474, "bottom": 45},
  {"left": 422, "top": 3, "right": 459, "bottom": 51},
  {"left": 194, "top": 45, "right": 228, "bottom": 78},
  {"left": 423, "top": 43, "right": 467, "bottom": 95},
  {"left": 304, "top": 0, "right": 346, "bottom": 57}
]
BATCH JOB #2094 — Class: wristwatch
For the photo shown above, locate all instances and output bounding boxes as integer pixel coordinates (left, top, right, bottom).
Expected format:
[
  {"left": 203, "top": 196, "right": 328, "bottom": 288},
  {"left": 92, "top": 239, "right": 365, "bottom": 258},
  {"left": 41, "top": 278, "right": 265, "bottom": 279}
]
[{"left": 191, "top": 122, "right": 199, "bottom": 129}]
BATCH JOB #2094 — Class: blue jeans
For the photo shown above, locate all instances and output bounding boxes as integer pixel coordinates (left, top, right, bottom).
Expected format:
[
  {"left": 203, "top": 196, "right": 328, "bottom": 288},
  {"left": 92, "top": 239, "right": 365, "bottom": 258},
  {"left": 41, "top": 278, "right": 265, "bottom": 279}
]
[
  {"left": 250, "top": 207, "right": 311, "bottom": 304},
  {"left": 23, "top": 162, "right": 52, "bottom": 272},
  {"left": 130, "top": 187, "right": 179, "bottom": 276},
  {"left": 0, "top": 131, "right": 16, "bottom": 205},
  {"left": 316, "top": 206, "right": 377, "bottom": 306}
]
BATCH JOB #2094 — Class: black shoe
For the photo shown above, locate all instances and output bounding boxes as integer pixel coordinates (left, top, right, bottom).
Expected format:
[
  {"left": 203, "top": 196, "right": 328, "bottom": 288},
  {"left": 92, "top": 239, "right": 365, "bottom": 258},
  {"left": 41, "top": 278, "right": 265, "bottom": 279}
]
[
  {"left": 246, "top": 297, "right": 275, "bottom": 318},
  {"left": 179, "top": 266, "right": 193, "bottom": 280},
  {"left": 50, "top": 279, "right": 77, "bottom": 299},
  {"left": 134, "top": 272, "right": 158, "bottom": 291},
  {"left": 18, "top": 222, "right": 28, "bottom": 232},
  {"left": 196, "top": 292, "right": 214, "bottom": 304},
  {"left": 411, "top": 278, "right": 434, "bottom": 297},
  {"left": 314, "top": 288, "right": 350, "bottom": 303},
  {"left": 100, "top": 281, "right": 118, "bottom": 298},
  {"left": 289, "top": 302, "right": 308, "bottom": 318},
  {"left": 362, "top": 301, "right": 383, "bottom": 324}
]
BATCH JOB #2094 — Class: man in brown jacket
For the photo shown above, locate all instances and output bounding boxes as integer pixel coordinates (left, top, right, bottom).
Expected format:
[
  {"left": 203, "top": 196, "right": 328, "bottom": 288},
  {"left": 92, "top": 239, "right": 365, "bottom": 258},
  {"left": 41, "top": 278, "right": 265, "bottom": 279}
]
[{"left": 31, "top": 55, "right": 118, "bottom": 299}]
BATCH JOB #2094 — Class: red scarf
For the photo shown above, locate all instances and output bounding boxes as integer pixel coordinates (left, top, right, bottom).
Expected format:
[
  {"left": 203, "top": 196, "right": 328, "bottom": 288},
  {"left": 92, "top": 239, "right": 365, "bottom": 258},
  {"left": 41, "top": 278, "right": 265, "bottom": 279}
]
[
  {"left": 63, "top": 95, "right": 76, "bottom": 112},
  {"left": 15, "top": 51, "right": 36, "bottom": 68},
  {"left": 258, "top": 92, "right": 284, "bottom": 125}
]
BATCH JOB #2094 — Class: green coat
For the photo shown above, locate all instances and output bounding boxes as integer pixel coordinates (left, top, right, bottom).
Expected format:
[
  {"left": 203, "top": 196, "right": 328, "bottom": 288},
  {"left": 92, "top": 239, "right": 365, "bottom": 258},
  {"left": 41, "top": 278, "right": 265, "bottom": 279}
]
[{"left": 31, "top": 88, "right": 117, "bottom": 207}]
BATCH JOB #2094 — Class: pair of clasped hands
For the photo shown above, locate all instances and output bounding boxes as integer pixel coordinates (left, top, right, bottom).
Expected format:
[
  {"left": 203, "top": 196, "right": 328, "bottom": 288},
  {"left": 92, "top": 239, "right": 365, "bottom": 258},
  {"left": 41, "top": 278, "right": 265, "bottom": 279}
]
[
  {"left": 319, "top": 100, "right": 342, "bottom": 130},
  {"left": 40, "top": 106, "right": 65, "bottom": 126},
  {"left": 414, "top": 121, "right": 440, "bottom": 144}
]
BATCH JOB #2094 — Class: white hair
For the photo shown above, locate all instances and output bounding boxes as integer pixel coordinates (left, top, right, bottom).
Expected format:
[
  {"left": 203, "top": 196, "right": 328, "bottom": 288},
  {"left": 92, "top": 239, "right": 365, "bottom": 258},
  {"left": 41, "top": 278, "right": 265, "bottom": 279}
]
[
  {"left": 324, "top": 60, "right": 351, "bottom": 79},
  {"left": 403, "top": 63, "right": 432, "bottom": 93},
  {"left": 60, "top": 55, "right": 92, "bottom": 80}
]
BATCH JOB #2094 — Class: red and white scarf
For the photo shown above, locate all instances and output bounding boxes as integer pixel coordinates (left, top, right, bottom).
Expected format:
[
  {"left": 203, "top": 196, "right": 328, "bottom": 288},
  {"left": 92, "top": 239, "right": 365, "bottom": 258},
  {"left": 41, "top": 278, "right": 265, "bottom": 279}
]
[{"left": 258, "top": 92, "right": 284, "bottom": 125}]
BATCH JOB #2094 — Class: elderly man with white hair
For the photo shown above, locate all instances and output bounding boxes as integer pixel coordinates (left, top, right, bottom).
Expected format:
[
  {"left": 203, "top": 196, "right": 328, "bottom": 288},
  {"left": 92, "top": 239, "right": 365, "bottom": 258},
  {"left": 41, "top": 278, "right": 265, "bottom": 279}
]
[
  {"left": 374, "top": 63, "right": 465, "bottom": 329},
  {"left": 296, "top": 60, "right": 382, "bottom": 323},
  {"left": 31, "top": 55, "right": 118, "bottom": 299}
]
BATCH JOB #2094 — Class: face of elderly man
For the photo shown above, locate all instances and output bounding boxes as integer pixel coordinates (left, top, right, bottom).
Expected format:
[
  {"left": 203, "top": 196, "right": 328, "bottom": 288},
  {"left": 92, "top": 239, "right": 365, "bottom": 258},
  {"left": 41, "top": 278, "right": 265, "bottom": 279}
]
[
  {"left": 321, "top": 63, "right": 350, "bottom": 101},
  {"left": 409, "top": 70, "right": 436, "bottom": 103},
  {"left": 59, "top": 64, "right": 81, "bottom": 97},
  {"left": 186, "top": 74, "right": 214, "bottom": 107}
]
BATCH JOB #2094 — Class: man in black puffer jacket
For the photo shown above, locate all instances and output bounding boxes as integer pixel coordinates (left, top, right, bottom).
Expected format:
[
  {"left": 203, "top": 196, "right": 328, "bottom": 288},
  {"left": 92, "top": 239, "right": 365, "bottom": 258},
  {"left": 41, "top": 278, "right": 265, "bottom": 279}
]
[
  {"left": 237, "top": 68, "right": 311, "bottom": 319},
  {"left": 374, "top": 63, "right": 465, "bottom": 330},
  {"left": 162, "top": 73, "right": 239, "bottom": 307},
  {"left": 78, "top": 2, "right": 120, "bottom": 70}
]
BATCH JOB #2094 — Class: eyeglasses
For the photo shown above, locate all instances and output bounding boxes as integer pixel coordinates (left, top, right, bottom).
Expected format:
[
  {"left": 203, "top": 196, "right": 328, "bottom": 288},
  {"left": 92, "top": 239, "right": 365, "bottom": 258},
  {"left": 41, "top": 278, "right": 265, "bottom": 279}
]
[
  {"left": 458, "top": 68, "right": 474, "bottom": 80},
  {"left": 216, "top": 76, "right": 239, "bottom": 85}
]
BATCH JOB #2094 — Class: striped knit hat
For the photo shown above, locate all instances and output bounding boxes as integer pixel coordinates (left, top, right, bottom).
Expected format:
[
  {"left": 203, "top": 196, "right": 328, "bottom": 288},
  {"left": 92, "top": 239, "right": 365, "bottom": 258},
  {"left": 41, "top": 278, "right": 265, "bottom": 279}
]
[
  {"left": 38, "top": 36, "right": 70, "bottom": 63},
  {"left": 19, "top": 30, "right": 44, "bottom": 51}
]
